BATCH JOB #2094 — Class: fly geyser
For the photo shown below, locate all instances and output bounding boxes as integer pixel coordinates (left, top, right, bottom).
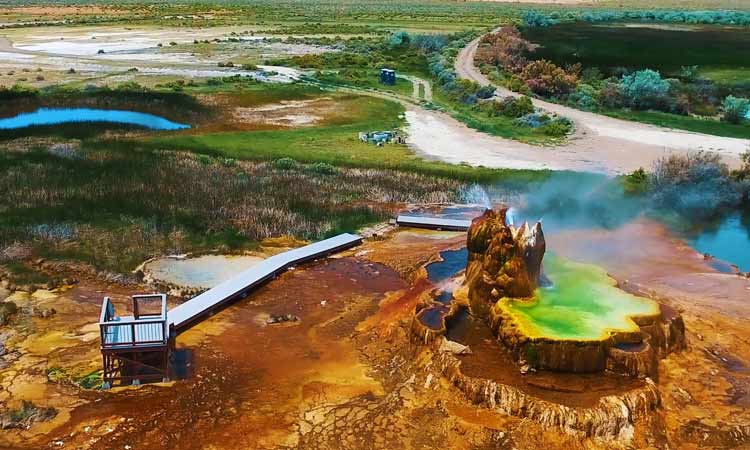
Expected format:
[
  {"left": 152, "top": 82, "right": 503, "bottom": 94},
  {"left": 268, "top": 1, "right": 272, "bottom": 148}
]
[
  {"left": 463, "top": 207, "right": 686, "bottom": 376},
  {"left": 464, "top": 207, "right": 546, "bottom": 318}
]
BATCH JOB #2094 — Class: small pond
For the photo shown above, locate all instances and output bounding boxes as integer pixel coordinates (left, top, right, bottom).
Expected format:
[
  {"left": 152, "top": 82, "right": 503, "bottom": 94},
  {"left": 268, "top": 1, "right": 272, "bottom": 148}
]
[
  {"left": 144, "top": 255, "right": 265, "bottom": 289},
  {"left": 682, "top": 211, "right": 750, "bottom": 272},
  {"left": 426, "top": 248, "right": 468, "bottom": 304},
  {"left": 0, "top": 107, "right": 190, "bottom": 130}
]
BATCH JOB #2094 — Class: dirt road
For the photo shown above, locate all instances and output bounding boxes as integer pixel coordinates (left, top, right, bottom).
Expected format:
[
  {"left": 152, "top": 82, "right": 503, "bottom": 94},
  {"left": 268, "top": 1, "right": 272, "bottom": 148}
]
[{"left": 425, "top": 33, "right": 750, "bottom": 174}]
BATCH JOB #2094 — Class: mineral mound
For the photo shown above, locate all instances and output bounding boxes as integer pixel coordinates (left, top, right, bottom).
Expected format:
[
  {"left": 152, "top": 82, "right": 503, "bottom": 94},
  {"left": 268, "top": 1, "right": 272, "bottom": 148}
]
[
  {"left": 462, "top": 207, "right": 685, "bottom": 376},
  {"left": 464, "top": 207, "right": 545, "bottom": 319}
]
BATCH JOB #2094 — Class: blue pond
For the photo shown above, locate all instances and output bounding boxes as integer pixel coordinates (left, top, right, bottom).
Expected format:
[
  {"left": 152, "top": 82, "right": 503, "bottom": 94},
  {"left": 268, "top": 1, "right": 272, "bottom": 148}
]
[
  {"left": 685, "top": 211, "right": 750, "bottom": 272},
  {"left": 0, "top": 108, "right": 190, "bottom": 130},
  {"left": 426, "top": 248, "right": 468, "bottom": 304},
  {"left": 427, "top": 248, "right": 468, "bottom": 284}
]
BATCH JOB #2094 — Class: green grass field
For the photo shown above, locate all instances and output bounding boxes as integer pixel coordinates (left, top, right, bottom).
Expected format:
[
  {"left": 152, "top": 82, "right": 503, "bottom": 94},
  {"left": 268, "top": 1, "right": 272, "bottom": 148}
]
[{"left": 140, "top": 92, "right": 547, "bottom": 183}]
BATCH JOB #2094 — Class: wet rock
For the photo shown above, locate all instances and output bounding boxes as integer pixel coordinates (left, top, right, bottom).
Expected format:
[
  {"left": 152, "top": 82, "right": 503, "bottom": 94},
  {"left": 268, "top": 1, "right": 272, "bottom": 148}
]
[
  {"left": 265, "top": 314, "right": 299, "bottom": 325},
  {"left": 0, "top": 301, "right": 18, "bottom": 326},
  {"left": 438, "top": 337, "right": 471, "bottom": 355},
  {"left": 432, "top": 348, "right": 660, "bottom": 439},
  {"left": 33, "top": 307, "right": 57, "bottom": 319},
  {"left": 671, "top": 386, "right": 694, "bottom": 406}
]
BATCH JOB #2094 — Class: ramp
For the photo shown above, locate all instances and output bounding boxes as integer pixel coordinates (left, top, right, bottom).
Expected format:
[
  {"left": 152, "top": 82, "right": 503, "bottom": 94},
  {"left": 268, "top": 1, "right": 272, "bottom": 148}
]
[
  {"left": 167, "top": 233, "right": 362, "bottom": 332},
  {"left": 396, "top": 215, "right": 472, "bottom": 232}
]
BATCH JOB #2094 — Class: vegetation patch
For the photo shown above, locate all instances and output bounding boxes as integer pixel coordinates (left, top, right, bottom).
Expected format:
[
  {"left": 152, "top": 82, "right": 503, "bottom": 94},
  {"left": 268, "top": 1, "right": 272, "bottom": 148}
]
[
  {"left": 0, "top": 401, "right": 56, "bottom": 430},
  {"left": 476, "top": 24, "right": 750, "bottom": 138},
  {"left": 0, "top": 145, "right": 467, "bottom": 272}
]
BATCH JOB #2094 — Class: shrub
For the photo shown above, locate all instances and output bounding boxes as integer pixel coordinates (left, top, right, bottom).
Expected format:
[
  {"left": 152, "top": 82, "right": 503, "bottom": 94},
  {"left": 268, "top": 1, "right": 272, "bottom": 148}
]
[
  {"left": 539, "top": 118, "right": 572, "bottom": 137},
  {"left": 650, "top": 151, "right": 741, "bottom": 217},
  {"left": 721, "top": 96, "right": 750, "bottom": 124},
  {"left": 492, "top": 96, "right": 534, "bottom": 118},
  {"left": 475, "top": 85, "right": 496, "bottom": 100},
  {"left": 520, "top": 60, "right": 579, "bottom": 97},
  {"left": 505, "top": 76, "right": 532, "bottom": 95},
  {"left": 476, "top": 26, "right": 534, "bottom": 74},
  {"left": 411, "top": 34, "right": 448, "bottom": 53},
  {"left": 307, "top": 162, "right": 338, "bottom": 175},
  {"left": 568, "top": 83, "right": 599, "bottom": 110},
  {"left": 679, "top": 65, "right": 699, "bottom": 81},
  {"left": 581, "top": 67, "right": 604, "bottom": 86},
  {"left": 389, "top": 31, "right": 411, "bottom": 48},
  {"left": 622, "top": 168, "right": 650, "bottom": 195},
  {"left": 523, "top": 10, "right": 559, "bottom": 27},
  {"left": 272, "top": 157, "right": 298, "bottom": 170},
  {"left": 598, "top": 81, "right": 622, "bottom": 108},
  {"left": 618, "top": 69, "right": 671, "bottom": 110},
  {"left": 515, "top": 112, "right": 549, "bottom": 128}
]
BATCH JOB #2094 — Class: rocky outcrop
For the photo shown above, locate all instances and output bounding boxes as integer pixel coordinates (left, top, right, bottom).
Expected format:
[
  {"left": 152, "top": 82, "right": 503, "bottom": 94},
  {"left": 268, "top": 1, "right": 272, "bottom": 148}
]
[{"left": 465, "top": 207, "right": 545, "bottom": 319}]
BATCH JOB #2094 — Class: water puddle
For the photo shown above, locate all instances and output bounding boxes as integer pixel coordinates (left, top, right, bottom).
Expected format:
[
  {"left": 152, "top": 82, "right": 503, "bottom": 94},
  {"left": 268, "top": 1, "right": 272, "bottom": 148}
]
[
  {"left": 416, "top": 305, "right": 449, "bottom": 330},
  {"left": 144, "top": 254, "right": 265, "bottom": 289},
  {"left": 0, "top": 107, "right": 190, "bottom": 130},
  {"left": 682, "top": 211, "right": 750, "bottom": 272}
]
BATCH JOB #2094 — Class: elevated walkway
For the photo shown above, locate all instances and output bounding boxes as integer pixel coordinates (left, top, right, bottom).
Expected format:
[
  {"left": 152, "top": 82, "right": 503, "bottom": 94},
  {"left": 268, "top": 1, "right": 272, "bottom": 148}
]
[
  {"left": 396, "top": 215, "right": 472, "bottom": 232},
  {"left": 168, "top": 233, "right": 362, "bottom": 332},
  {"left": 99, "top": 233, "right": 362, "bottom": 386}
]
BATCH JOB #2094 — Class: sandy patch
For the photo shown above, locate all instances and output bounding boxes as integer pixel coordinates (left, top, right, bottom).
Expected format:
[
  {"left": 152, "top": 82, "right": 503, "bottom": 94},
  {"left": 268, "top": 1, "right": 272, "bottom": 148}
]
[
  {"left": 144, "top": 254, "right": 265, "bottom": 289},
  {"left": 233, "top": 98, "right": 337, "bottom": 127}
]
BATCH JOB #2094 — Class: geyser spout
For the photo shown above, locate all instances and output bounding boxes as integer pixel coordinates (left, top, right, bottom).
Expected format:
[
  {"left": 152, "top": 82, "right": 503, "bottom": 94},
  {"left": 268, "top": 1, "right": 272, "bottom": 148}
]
[{"left": 464, "top": 206, "right": 545, "bottom": 319}]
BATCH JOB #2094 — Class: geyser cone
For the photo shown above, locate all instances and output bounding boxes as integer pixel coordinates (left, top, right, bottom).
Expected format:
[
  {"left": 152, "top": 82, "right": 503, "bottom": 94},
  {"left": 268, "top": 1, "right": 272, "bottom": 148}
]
[{"left": 464, "top": 207, "right": 545, "bottom": 320}]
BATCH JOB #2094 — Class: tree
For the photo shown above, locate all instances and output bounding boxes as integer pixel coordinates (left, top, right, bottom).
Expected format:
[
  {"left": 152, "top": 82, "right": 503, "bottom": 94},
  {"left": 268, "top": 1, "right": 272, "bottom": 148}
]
[
  {"left": 520, "top": 60, "right": 579, "bottom": 97},
  {"left": 721, "top": 96, "right": 750, "bottom": 124},
  {"left": 618, "top": 69, "right": 670, "bottom": 110},
  {"left": 389, "top": 31, "right": 411, "bottom": 48},
  {"left": 475, "top": 26, "right": 534, "bottom": 74}
]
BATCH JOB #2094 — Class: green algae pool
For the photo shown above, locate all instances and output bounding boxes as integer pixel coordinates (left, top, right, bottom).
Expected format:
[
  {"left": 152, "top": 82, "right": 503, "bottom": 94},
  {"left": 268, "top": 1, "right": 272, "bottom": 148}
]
[{"left": 501, "top": 254, "right": 659, "bottom": 341}]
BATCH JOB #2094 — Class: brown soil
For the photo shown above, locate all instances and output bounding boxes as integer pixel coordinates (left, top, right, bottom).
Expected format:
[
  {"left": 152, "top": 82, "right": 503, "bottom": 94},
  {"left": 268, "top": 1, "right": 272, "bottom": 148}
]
[{"left": 1, "top": 226, "right": 748, "bottom": 449}]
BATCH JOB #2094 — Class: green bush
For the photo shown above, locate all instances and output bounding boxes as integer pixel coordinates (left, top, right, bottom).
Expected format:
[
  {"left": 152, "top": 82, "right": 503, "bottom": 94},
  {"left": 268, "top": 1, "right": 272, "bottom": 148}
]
[
  {"left": 307, "top": 162, "right": 338, "bottom": 175},
  {"left": 539, "top": 118, "right": 572, "bottom": 137},
  {"left": 491, "top": 96, "right": 534, "bottom": 118},
  {"left": 618, "top": 69, "right": 671, "bottom": 110},
  {"left": 272, "top": 157, "right": 299, "bottom": 170},
  {"left": 568, "top": 83, "right": 599, "bottom": 111},
  {"left": 722, "top": 96, "right": 750, "bottom": 124},
  {"left": 622, "top": 168, "right": 649, "bottom": 195}
]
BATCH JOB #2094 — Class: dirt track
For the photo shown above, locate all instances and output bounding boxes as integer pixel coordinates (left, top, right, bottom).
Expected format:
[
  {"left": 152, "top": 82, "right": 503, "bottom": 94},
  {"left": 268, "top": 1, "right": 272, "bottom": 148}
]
[{"left": 416, "top": 33, "right": 750, "bottom": 174}]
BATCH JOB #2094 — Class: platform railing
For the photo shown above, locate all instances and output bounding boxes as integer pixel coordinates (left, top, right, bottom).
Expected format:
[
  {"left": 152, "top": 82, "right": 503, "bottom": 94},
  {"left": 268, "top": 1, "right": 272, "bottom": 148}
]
[{"left": 99, "top": 295, "right": 168, "bottom": 349}]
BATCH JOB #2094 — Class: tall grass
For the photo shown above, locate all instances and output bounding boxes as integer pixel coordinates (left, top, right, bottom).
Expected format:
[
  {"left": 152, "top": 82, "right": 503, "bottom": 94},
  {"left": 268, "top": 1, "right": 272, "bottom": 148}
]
[{"left": 0, "top": 146, "right": 465, "bottom": 272}]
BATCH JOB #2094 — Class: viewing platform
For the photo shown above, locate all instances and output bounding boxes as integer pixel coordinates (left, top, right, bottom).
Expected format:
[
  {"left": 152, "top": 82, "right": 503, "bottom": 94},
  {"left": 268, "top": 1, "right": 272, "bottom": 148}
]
[
  {"left": 99, "top": 233, "right": 362, "bottom": 387},
  {"left": 99, "top": 294, "right": 170, "bottom": 388}
]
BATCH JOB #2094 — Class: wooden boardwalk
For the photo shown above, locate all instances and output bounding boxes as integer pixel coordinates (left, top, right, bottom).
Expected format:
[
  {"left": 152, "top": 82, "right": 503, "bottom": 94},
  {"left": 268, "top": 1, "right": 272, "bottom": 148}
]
[
  {"left": 168, "top": 233, "right": 362, "bottom": 332},
  {"left": 99, "top": 233, "right": 362, "bottom": 385},
  {"left": 395, "top": 215, "right": 472, "bottom": 232}
]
